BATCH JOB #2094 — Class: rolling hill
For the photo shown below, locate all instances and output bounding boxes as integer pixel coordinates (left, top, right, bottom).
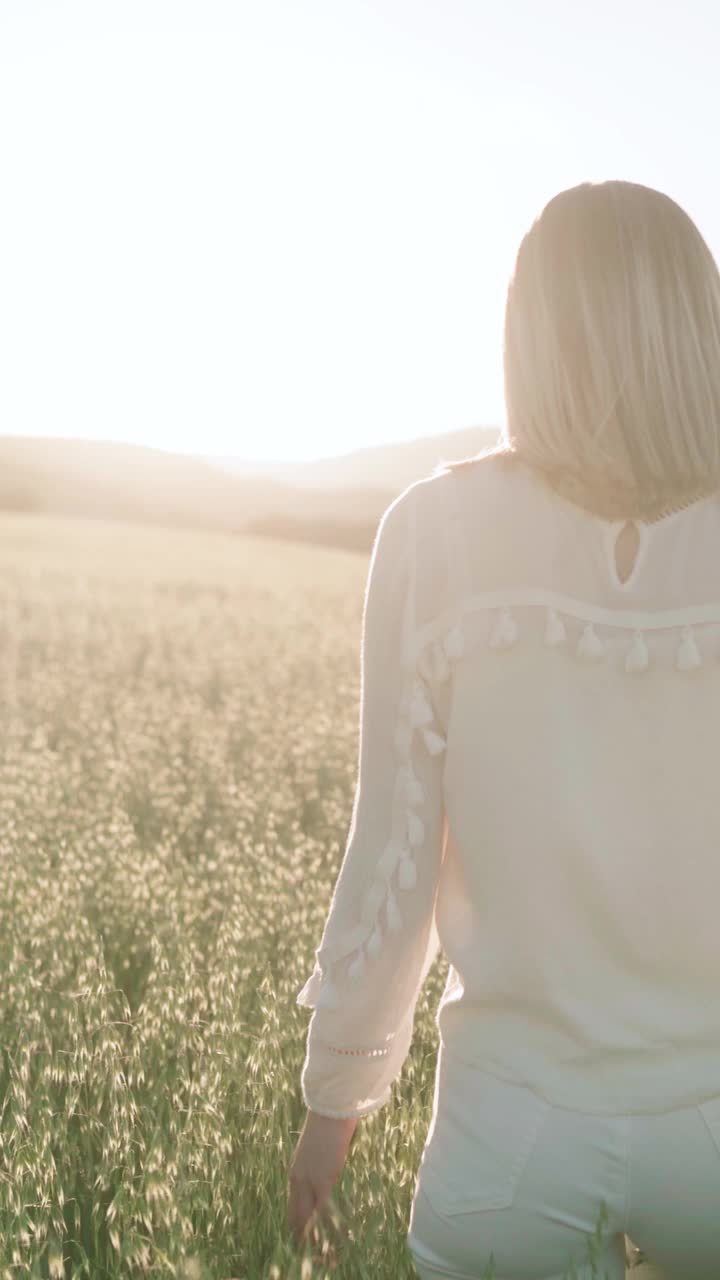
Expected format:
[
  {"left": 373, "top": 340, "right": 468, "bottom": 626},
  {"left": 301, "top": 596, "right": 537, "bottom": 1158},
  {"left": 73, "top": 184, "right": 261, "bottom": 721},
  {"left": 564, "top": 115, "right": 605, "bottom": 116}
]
[
  {"left": 0, "top": 425, "right": 503, "bottom": 552},
  {"left": 204, "top": 424, "right": 501, "bottom": 492}
]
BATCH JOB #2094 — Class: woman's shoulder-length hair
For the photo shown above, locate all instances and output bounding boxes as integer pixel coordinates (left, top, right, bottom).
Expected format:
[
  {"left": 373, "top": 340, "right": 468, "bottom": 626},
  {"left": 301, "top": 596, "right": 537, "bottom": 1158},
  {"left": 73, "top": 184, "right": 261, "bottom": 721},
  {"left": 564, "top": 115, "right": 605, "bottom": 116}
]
[{"left": 441, "top": 181, "right": 720, "bottom": 520}]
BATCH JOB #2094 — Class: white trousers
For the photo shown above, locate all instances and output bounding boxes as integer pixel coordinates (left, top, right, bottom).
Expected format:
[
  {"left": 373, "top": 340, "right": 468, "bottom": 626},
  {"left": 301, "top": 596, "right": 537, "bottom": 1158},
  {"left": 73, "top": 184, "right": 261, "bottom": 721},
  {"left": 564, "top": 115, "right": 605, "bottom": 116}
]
[{"left": 407, "top": 1047, "right": 720, "bottom": 1279}]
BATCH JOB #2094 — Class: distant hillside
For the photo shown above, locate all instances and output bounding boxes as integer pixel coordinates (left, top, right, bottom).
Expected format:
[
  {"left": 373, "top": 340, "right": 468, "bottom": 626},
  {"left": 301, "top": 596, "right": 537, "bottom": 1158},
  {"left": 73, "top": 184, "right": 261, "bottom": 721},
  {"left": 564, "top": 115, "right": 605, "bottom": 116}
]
[
  {"left": 205, "top": 424, "right": 502, "bottom": 493},
  {"left": 0, "top": 436, "right": 284, "bottom": 530},
  {"left": 0, "top": 426, "right": 503, "bottom": 554}
]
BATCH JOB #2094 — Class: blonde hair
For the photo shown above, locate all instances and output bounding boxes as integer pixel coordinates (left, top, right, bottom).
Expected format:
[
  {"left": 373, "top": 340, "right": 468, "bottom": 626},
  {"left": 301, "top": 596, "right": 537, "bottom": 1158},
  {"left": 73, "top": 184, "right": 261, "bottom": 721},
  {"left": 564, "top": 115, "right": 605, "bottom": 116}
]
[{"left": 443, "top": 180, "right": 720, "bottom": 522}]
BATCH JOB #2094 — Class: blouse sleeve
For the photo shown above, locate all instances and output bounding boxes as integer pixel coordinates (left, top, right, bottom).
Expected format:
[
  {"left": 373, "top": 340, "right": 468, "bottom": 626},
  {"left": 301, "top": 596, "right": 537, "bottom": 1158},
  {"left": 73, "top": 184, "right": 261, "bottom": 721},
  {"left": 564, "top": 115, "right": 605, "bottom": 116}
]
[{"left": 295, "top": 480, "right": 449, "bottom": 1119}]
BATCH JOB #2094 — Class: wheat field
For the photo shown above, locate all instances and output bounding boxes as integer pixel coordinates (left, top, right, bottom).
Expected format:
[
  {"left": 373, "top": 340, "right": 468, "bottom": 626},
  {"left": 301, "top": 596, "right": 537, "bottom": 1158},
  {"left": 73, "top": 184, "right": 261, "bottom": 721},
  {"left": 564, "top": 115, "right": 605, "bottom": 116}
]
[{"left": 0, "top": 512, "right": 641, "bottom": 1279}]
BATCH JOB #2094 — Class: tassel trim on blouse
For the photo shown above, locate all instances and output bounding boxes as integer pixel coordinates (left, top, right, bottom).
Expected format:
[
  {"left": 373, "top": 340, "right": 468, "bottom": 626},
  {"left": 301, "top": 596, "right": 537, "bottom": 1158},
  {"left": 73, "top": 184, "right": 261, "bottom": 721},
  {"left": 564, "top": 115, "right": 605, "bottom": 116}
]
[
  {"left": 296, "top": 621, "right": 465, "bottom": 1011},
  {"left": 489, "top": 606, "right": 706, "bottom": 673}
]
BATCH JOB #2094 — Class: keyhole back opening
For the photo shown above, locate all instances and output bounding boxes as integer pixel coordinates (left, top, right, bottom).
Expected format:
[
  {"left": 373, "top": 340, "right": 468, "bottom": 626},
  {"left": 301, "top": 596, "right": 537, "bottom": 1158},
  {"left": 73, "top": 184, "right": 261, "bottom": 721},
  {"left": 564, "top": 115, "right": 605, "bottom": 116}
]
[{"left": 613, "top": 521, "right": 642, "bottom": 587}]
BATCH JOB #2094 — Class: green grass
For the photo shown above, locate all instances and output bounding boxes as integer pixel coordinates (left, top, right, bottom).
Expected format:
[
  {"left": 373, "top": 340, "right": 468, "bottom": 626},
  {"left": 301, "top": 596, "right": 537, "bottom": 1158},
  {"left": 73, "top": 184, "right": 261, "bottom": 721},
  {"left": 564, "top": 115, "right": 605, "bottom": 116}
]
[{"left": 0, "top": 513, "right": 647, "bottom": 1278}]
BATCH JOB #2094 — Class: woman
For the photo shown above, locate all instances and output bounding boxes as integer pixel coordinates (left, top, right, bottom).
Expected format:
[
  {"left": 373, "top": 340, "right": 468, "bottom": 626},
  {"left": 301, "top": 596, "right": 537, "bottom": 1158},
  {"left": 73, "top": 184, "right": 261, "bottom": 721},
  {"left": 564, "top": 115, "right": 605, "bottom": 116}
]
[{"left": 287, "top": 180, "right": 720, "bottom": 1279}]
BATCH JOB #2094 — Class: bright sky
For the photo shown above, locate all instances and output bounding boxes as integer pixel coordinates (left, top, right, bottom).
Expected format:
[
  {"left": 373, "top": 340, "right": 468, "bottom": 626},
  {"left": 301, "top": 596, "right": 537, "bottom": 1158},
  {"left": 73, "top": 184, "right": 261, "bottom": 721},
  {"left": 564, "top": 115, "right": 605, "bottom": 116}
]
[{"left": 2, "top": 1, "right": 719, "bottom": 463}]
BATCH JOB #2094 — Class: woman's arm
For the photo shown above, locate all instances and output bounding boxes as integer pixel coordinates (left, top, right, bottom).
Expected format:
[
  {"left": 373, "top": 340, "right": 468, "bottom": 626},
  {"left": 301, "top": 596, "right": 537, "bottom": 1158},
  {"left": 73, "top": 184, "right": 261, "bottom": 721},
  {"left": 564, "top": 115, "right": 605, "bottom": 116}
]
[
  {"left": 294, "top": 479, "right": 447, "bottom": 1118},
  {"left": 287, "top": 1111, "right": 358, "bottom": 1246}
]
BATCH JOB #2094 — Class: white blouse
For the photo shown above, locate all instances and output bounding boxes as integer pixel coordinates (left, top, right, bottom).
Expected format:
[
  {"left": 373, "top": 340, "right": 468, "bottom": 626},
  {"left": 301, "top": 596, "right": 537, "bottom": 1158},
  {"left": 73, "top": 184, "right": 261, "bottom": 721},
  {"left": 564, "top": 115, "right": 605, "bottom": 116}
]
[{"left": 296, "top": 450, "right": 720, "bottom": 1119}]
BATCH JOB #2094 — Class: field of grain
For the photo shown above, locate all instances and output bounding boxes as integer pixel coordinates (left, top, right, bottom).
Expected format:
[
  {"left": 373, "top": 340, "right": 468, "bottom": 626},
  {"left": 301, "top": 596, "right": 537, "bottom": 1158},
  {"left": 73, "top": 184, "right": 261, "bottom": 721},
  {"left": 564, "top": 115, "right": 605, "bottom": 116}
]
[
  {"left": 0, "top": 511, "right": 450, "bottom": 1280},
  {"left": 0, "top": 512, "right": 640, "bottom": 1280}
]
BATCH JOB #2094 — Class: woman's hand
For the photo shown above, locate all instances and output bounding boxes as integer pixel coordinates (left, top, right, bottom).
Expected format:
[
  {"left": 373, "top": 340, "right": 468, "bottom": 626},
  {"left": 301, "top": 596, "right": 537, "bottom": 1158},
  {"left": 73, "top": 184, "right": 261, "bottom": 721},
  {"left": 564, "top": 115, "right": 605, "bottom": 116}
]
[{"left": 287, "top": 1110, "right": 359, "bottom": 1248}]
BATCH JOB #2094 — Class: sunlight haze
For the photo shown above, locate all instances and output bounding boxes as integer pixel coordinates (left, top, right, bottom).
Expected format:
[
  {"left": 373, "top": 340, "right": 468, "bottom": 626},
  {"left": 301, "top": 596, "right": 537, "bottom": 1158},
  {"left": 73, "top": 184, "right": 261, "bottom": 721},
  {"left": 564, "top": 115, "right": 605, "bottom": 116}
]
[{"left": 1, "top": 0, "right": 719, "bottom": 463}]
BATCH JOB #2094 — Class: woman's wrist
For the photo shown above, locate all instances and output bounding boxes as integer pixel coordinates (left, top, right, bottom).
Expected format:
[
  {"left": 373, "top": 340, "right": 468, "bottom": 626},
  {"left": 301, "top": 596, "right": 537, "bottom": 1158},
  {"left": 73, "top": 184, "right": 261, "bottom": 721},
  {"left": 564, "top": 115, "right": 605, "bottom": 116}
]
[
  {"left": 303, "top": 1111, "right": 361, "bottom": 1151},
  {"left": 306, "top": 1109, "right": 360, "bottom": 1133}
]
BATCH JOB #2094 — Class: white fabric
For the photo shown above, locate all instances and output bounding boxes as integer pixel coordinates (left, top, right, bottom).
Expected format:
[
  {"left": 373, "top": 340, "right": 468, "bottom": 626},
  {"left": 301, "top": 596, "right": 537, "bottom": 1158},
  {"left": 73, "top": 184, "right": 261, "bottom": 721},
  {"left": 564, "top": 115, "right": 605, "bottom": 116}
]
[{"left": 295, "top": 452, "right": 720, "bottom": 1119}]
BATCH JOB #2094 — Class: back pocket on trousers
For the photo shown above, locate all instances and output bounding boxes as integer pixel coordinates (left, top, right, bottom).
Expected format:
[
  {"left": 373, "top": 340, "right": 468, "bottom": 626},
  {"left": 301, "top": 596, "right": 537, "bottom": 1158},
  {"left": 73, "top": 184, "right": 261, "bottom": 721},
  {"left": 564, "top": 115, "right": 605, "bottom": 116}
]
[
  {"left": 417, "top": 1055, "right": 552, "bottom": 1216},
  {"left": 697, "top": 1093, "right": 720, "bottom": 1156}
]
